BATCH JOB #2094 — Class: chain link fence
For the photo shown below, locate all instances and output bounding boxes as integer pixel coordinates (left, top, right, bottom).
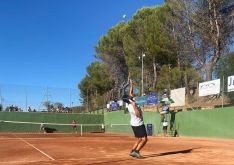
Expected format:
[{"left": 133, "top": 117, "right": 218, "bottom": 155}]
[
  {"left": 185, "top": 79, "right": 234, "bottom": 110},
  {"left": 132, "top": 77, "right": 234, "bottom": 112},
  {"left": 0, "top": 84, "right": 79, "bottom": 112}
]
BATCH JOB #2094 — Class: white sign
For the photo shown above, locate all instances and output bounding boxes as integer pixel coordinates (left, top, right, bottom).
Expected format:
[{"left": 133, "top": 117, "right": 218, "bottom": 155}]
[
  {"left": 228, "top": 76, "right": 234, "bottom": 92},
  {"left": 117, "top": 100, "right": 123, "bottom": 106},
  {"left": 171, "top": 87, "right": 185, "bottom": 107},
  {"left": 199, "top": 79, "right": 220, "bottom": 96}
]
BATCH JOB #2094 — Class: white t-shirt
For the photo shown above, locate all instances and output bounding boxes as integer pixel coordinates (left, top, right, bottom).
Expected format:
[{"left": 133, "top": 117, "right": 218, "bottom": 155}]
[{"left": 127, "top": 103, "right": 144, "bottom": 126}]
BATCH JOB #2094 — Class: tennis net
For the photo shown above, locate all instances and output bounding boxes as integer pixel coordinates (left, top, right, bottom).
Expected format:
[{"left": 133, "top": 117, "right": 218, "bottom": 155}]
[{"left": 0, "top": 120, "right": 104, "bottom": 136}]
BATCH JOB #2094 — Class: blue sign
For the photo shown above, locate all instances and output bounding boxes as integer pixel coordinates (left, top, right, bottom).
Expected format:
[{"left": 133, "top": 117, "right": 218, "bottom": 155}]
[
  {"left": 146, "top": 93, "right": 158, "bottom": 105},
  {"left": 111, "top": 102, "right": 119, "bottom": 111},
  {"left": 147, "top": 123, "right": 153, "bottom": 136}
]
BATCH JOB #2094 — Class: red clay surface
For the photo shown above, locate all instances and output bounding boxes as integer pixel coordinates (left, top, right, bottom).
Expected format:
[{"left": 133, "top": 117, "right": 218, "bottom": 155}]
[{"left": 0, "top": 133, "right": 234, "bottom": 165}]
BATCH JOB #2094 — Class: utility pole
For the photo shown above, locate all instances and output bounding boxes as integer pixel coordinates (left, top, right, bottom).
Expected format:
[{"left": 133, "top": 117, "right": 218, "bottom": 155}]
[
  {"left": 25, "top": 86, "right": 28, "bottom": 112},
  {"left": 139, "top": 53, "right": 146, "bottom": 96},
  {"left": 0, "top": 88, "right": 2, "bottom": 105}
]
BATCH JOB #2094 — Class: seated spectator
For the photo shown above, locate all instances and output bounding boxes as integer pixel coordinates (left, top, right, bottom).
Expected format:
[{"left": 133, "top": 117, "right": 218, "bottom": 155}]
[
  {"left": 10, "top": 105, "right": 14, "bottom": 112},
  {"left": 28, "top": 106, "right": 32, "bottom": 112}
]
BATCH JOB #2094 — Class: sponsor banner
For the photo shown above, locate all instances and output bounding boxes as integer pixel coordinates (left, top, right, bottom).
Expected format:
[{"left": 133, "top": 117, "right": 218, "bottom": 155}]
[
  {"left": 228, "top": 76, "right": 234, "bottom": 92},
  {"left": 111, "top": 102, "right": 119, "bottom": 111},
  {"left": 199, "top": 79, "right": 220, "bottom": 96},
  {"left": 134, "top": 96, "right": 146, "bottom": 107},
  {"left": 170, "top": 87, "right": 185, "bottom": 107},
  {"left": 146, "top": 93, "right": 158, "bottom": 105}
]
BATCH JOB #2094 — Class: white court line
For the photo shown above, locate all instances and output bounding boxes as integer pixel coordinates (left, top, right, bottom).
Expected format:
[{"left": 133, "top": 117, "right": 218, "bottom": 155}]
[
  {"left": 13, "top": 134, "right": 55, "bottom": 161},
  {"left": 0, "top": 137, "right": 62, "bottom": 140},
  {"left": 0, "top": 160, "right": 38, "bottom": 164}
]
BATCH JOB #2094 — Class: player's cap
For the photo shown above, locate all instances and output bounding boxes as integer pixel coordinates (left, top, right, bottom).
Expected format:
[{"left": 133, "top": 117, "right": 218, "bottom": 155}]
[{"left": 122, "top": 94, "right": 130, "bottom": 104}]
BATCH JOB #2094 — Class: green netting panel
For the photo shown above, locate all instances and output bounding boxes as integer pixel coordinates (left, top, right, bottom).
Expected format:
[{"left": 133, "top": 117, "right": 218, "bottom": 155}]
[
  {"left": 104, "top": 107, "right": 234, "bottom": 139},
  {"left": 105, "top": 124, "right": 132, "bottom": 134},
  {"left": 0, "top": 112, "right": 104, "bottom": 133}
]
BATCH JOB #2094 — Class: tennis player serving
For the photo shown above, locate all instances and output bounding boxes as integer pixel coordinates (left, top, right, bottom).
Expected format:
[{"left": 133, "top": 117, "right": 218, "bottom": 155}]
[{"left": 123, "top": 79, "right": 148, "bottom": 159}]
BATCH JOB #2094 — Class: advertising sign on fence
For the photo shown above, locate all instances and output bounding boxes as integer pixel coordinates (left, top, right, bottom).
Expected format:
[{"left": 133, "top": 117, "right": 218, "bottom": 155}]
[
  {"left": 228, "top": 76, "right": 234, "bottom": 92},
  {"left": 146, "top": 93, "right": 158, "bottom": 105},
  {"left": 170, "top": 87, "right": 185, "bottom": 107},
  {"left": 199, "top": 79, "right": 220, "bottom": 96},
  {"left": 111, "top": 102, "right": 119, "bottom": 111}
]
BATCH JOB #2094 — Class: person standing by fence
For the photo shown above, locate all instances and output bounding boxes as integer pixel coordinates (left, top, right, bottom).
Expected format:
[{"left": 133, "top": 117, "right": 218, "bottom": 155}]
[
  {"left": 71, "top": 120, "right": 78, "bottom": 133},
  {"left": 39, "top": 122, "right": 46, "bottom": 133}
]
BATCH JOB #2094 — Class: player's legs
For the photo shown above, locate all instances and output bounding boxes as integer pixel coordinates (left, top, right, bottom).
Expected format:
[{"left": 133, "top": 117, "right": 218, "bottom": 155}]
[
  {"left": 163, "top": 127, "right": 167, "bottom": 137},
  {"left": 72, "top": 126, "right": 77, "bottom": 133},
  {"left": 136, "top": 136, "right": 148, "bottom": 151},
  {"left": 42, "top": 127, "right": 46, "bottom": 133},
  {"left": 130, "top": 125, "right": 148, "bottom": 159},
  {"left": 131, "top": 138, "right": 142, "bottom": 151},
  {"left": 129, "top": 137, "right": 147, "bottom": 159},
  {"left": 160, "top": 111, "right": 168, "bottom": 122}
]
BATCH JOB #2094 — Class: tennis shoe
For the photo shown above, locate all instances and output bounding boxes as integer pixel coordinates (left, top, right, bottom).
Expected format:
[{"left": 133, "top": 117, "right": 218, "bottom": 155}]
[
  {"left": 134, "top": 151, "right": 144, "bottom": 159},
  {"left": 129, "top": 151, "right": 137, "bottom": 157}
]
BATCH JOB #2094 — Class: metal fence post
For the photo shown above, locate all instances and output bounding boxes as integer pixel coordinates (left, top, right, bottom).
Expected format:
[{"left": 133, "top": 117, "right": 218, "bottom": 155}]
[{"left": 222, "top": 76, "right": 224, "bottom": 109}]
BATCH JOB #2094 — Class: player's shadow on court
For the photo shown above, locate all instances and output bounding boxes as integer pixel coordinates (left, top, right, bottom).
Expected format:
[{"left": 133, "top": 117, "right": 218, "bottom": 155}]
[
  {"left": 87, "top": 148, "right": 201, "bottom": 165},
  {"left": 144, "top": 147, "right": 200, "bottom": 158},
  {"left": 44, "top": 127, "right": 57, "bottom": 133}
]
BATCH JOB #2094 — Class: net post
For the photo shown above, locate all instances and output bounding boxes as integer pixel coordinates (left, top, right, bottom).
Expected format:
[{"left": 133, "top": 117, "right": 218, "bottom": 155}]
[{"left": 80, "top": 124, "right": 83, "bottom": 136}]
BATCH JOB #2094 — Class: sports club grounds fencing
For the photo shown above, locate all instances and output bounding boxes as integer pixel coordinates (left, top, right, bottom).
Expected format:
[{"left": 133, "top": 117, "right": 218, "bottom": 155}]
[
  {"left": 1, "top": 76, "right": 234, "bottom": 113},
  {"left": 0, "top": 84, "right": 80, "bottom": 112},
  {"left": 181, "top": 76, "right": 234, "bottom": 111},
  {"left": 130, "top": 77, "right": 234, "bottom": 113}
]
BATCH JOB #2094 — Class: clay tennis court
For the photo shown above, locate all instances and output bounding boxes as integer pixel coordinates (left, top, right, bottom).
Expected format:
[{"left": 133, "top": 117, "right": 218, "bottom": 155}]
[{"left": 0, "top": 133, "right": 234, "bottom": 165}]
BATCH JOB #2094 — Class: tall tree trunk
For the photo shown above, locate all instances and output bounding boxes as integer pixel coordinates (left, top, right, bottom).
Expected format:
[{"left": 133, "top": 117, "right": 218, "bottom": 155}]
[
  {"left": 184, "top": 71, "right": 190, "bottom": 95},
  {"left": 206, "top": 62, "right": 213, "bottom": 81},
  {"left": 213, "top": 2, "right": 221, "bottom": 64}
]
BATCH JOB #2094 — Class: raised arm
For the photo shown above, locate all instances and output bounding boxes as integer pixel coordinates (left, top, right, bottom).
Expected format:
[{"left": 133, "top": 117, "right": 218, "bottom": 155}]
[
  {"left": 130, "top": 100, "right": 141, "bottom": 118},
  {"left": 128, "top": 79, "right": 141, "bottom": 118},
  {"left": 129, "top": 79, "right": 134, "bottom": 99}
]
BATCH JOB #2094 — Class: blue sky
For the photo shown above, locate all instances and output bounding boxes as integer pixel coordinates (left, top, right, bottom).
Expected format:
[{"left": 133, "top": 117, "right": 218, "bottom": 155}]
[
  {"left": 0, "top": 0, "right": 164, "bottom": 109},
  {"left": 0, "top": 0, "right": 164, "bottom": 88}
]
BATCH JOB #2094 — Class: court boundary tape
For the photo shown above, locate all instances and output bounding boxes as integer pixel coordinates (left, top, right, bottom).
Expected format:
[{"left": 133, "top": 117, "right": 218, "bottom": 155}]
[{"left": 13, "top": 134, "right": 55, "bottom": 161}]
